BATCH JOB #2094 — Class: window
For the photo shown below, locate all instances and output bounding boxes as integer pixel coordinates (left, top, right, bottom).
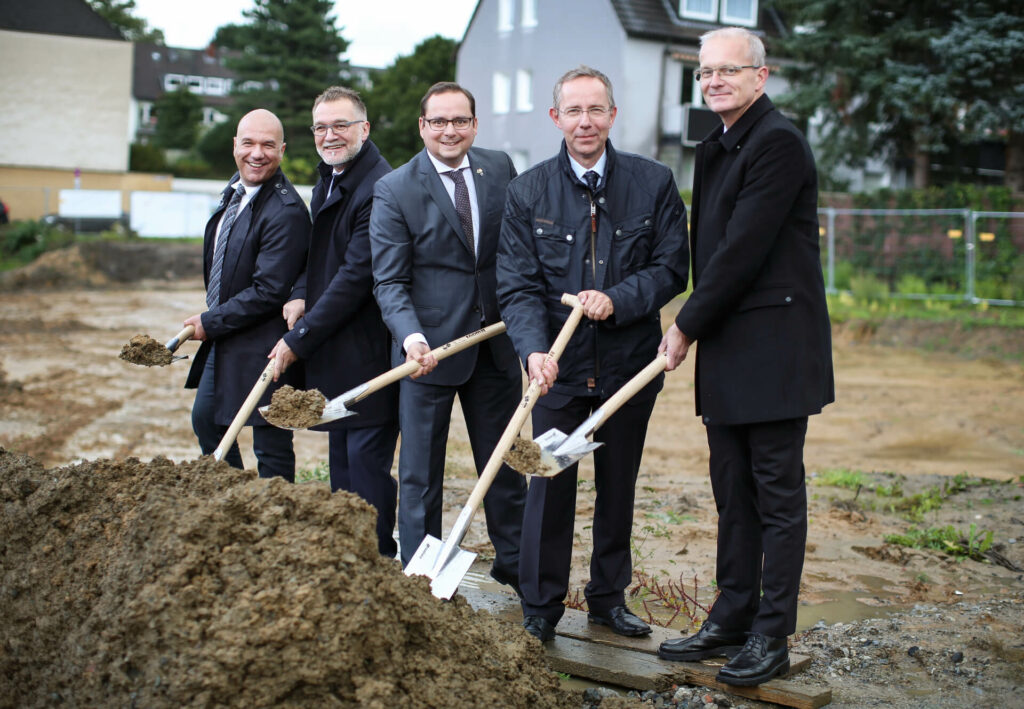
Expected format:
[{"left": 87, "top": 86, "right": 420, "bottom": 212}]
[
  {"left": 515, "top": 70, "right": 533, "bottom": 112},
  {"left": 163, "top": 74, "right": 184, "bottom": 91},
  {"left": 679, "top": 0, "right": 717, "bottom": 22},
  {"left": 497, "top": 0, "right": 514, "bottom": 31},
  {"left": 721, "top": 0, "right": 758, "bottom": 26},
  {"left": 493, "top": 72, "right": 511, "bottom": 114},
  {"left": 521, "top": 0, "right": 537, "bottom": 28},
  {"left": 187, "top": 76, "right": 203, "bottom": 92}
]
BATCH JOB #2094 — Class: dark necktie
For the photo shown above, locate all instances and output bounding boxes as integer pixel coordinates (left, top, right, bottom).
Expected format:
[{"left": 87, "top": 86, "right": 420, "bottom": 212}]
[
  {"left": 444, "top": 168, "right": 475, "bottom": 258},
  {"left": 583, "top": 170, "right": 599, "bottom": 193},
  {"left": 207, "top": 183, "right": 245, "bottom": 309}
]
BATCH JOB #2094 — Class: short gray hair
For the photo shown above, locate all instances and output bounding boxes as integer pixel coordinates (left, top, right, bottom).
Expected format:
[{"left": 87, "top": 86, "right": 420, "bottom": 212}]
[
  {"left": 699, "top": 27, "right": 766, "bottom": 67},
  {"left": 552, "top": 65, "right": 615, "bottom": 110},
  {"left": 312, "top": 86, "right": 367, "bottom": 118}
]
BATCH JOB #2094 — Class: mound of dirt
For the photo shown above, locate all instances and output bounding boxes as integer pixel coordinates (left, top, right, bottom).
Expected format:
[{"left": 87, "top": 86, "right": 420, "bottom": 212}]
[
  {"left": 0, "top": 241, "right": 203, "bottom": 291},
  {"left": 0, "top": 449, "right": 570, "bottom": 708}
]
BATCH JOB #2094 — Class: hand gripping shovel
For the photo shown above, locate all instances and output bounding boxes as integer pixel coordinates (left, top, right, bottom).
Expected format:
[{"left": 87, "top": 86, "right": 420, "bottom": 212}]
[
  {"left": 506, "top": 352, "right": 669, "bottom": 478},
  {"left": 212, "top": 358, "right": 276, "bottom": 461},
  {"left": 257, "top": 322, "right": 508, "bottom": 429},
  {"left": 404, "top": 293, "right": 585, "bottom": 599}
]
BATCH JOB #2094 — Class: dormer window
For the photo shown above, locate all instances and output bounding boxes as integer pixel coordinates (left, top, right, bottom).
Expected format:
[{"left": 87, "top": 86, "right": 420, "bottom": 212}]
[{"left": 679, "top": 0, "right": 757, "bottom": 27}]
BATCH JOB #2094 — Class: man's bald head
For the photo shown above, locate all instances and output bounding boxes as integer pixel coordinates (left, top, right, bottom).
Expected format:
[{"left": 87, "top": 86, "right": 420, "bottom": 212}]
[{"left": 233, "top": 109, "right": 286, "bottom": 186}]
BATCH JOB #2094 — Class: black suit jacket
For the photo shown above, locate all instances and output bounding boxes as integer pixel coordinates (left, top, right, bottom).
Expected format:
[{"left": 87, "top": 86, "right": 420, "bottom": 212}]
[
  {"left": 185, "top": 168, "right": 311, "bottom": 426},
  {"left": 675, "top": 95, "right": 834, "bottom": 425},
  {"left": 370, "top": 146, "right": 518, "bottom": 386},
  {"left": 283, "top": 140, "right": 397, "bottom": 430}
]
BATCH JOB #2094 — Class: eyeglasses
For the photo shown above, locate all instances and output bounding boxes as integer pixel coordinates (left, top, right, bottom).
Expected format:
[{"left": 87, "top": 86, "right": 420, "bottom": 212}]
[
  {"left": 558, "top": 106, "right": 611, "bottom": 120},
  {"left": 310, "top": 120, "right": 365, "bottom": 136},
  {"left": 423, "top": 116, "right": 474, "bottom": 131},
  {"left": 694, "top": 65, "right": 760, "bottom": 81}
]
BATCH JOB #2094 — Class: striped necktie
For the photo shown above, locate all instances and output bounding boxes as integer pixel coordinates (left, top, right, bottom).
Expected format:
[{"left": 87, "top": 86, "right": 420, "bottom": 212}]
[{"left": 206, "top": 183, "right": 245, "bottom": 309}]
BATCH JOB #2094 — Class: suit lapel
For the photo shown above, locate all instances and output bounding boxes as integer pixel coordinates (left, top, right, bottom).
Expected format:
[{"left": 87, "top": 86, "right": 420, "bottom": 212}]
[
  {"left": 417, "top": 150, "right": 473, "bottom": 256},
  {"left": 467, "top": 151, "right": 492, "bottom": 261}
]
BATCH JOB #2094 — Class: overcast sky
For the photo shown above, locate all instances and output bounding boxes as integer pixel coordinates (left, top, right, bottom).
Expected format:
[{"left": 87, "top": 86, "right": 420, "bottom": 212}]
[{"left": 131, "top": 0, "right": 479, "bottom": 68}]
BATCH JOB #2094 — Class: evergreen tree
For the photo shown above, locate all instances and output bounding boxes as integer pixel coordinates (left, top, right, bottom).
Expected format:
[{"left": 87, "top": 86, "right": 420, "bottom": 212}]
[
  {"left": 361, "top": 36, "right": 458, "bottom": 168},
  {"left": 153, "top": 87, "right": 204, "bottom": 150},
  {"left": 214, "top": 0, "right": 349, "bottom": 182},
  {"left": 88, "top": 0, "right": 164, "bottom": 43}
]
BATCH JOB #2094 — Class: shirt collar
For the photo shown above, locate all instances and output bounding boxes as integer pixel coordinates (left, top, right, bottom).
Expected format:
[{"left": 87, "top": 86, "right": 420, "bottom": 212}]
[
  {"left": 426, "top": 151, "right": 471, "bottom": 175},
  {"left": 567, "top": 150, "right": 607, "bottom": 183}
]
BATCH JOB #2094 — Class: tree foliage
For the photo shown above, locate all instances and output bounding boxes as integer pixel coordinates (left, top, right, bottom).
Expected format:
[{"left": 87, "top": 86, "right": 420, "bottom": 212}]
[
  {"left": 361, "top": 36, "right": 458, "bottom": 168},
  {"left": 87, "top": 0, "right": 164, "bottom": 43},
  {"left": 153, "top": 87, "right": 204, "bottom": 150},
  {"left": 771, "top": 0, "right": 1022, "bottom": 189},
  {"left": 215, "top": 0, "right": 350, "bottom": 182}
]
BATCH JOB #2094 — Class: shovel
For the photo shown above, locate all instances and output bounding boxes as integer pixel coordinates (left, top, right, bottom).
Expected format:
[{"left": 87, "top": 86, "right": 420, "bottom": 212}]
[
  {"left": 119, "top": 324, "right": 195, "bottom": 366},
  {"left": 506, "top": 352, "right": 669, "bottom": 478},
  {"left": 258, "top": 322, "right": 508, "bottom": 430},
  {"left": 404, "top": 293, "right": 585, "bottom": 599},
  {"left": 165, "top": 324, "right": 195, "bottom": 358},
  {"left": 212, "top": 357, "right": 276, "bottom": 462}
]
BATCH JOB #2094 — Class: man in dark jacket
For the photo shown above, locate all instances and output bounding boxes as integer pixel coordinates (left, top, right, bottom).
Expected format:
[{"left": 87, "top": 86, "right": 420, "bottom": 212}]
[
  {"left": 497, "top": 66, "right": 688, "bottom": 642},
  {"left": 268, "top": 86, "right": 399, "bottom": 557},
  {"left": 657, "top": 28, "right": 835, "bottom": 686},
  {"left": 185, "top": 109, "right": 310, "bottom": 482}
]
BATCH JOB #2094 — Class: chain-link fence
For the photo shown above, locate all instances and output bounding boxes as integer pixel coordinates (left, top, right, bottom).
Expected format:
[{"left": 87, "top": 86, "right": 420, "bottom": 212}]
[{"left": 819, "top": 208, "right": 1024, "bottom": 306}]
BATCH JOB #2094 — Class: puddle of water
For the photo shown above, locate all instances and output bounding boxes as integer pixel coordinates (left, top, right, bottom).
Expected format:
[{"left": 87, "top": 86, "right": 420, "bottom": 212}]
[{"left": 797, "top": 574, "right": 906, "bottom": 631}]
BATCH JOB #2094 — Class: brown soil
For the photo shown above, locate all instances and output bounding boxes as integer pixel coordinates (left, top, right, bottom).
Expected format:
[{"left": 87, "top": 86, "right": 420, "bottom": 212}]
[
  {"left": 0, "top": 449, "right": 571, "bottom": 708},
  {"left": 262, "top": 385, "right": 327, "bottom": 429},
  {"left": 504, "top": 436, "right": 544, "bottom": 475},
  {"left": 0, "top": 268, "right": 1023, "bottom": 706},
  {"left": 119, "top": 333, "right": 174, "bottom": 366}
]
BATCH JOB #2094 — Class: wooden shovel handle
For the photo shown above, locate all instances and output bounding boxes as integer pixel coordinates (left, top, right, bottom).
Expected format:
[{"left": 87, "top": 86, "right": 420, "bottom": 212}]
[
  {"left": 463, "top": 294, "right": 584, "bottom": 513},
  {"left": 165, "top": 324, "right": 195, "bottom": 353},
  {"left": 213, "top": 358, "right": 276, "bottom": 462},
  {"left": 588, "top": 352, "right": 668, "bottom": 433},
  {"left": 350, "top": 321, "right": 507, "bottom": 404}
]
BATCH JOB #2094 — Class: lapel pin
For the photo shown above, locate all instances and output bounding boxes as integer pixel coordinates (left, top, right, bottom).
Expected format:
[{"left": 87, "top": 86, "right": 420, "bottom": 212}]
[{"left": 476, "top": 168, "right": 484, "bottom": 176}]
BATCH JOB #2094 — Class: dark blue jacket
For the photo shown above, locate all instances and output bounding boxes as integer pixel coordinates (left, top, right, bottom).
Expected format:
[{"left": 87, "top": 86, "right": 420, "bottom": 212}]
[
  {"left": 497, "top": 141, "right": 688, "bottom": 399},
  {"left": 186, "top": 168, "right": 310, "bottom": 426},
  {"left": 283, "top": 140, "right": 397, "bottom": 430}
]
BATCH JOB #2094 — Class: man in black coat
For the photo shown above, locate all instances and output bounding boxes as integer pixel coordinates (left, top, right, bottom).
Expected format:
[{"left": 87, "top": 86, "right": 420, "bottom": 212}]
[
  {"left": 268, "top": 87, "right": 399, "bottom": 557},
  {"left": 370, "top": 82, "right": 526, "bottom": 590},
  {"left": 185, "top": 109, "right": 311, "bottom": 482},
  {"left": 497, "top": 66, "right": 688, "bottom": 642},
  {"left": 657, "top": 28, "right": 835, "bottom": 686}
]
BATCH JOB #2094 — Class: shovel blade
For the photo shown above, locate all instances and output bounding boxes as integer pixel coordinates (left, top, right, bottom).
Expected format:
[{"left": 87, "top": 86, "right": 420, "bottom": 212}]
[
  {"left": 515, "top": 428, "right": 603, "bottom": 478},
  {"left": 257, "top": 401, "right": 357, "bottom": 430},
  {"left": 404, "top": 534, "right": 477, "bottom": 600}
]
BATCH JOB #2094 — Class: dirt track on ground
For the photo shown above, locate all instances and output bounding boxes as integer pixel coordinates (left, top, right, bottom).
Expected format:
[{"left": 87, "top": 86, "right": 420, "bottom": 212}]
[{"left": 1, "top": 268, "right": 1022, "bottom": 706}]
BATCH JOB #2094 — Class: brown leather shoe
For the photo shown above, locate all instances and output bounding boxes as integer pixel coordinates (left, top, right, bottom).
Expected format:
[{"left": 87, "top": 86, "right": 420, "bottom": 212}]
[{"left": 658, "top": 620, "right": 747, "bottom": 662}]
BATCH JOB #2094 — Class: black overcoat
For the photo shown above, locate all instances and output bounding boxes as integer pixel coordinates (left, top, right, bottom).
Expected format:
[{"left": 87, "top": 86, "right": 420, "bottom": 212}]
[
  {"left": 675, "top": 95, "right": 834, "bottom": 425},
  {"left": 283, "top": 140, "right": 398, "bottom": 430},
  {"left": 185, "top": 168, "right": 311, "bottom": 426}
]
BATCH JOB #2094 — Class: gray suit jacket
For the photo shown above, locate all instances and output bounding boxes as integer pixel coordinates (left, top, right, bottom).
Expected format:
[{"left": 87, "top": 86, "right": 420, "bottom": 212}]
[{"left": 370, "top": 146, "right": 518, "bottom": 386}]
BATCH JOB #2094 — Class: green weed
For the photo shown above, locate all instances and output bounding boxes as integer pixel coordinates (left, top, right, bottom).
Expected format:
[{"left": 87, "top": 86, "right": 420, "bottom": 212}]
[{"left": 884, "top": 523, "right": 994, "bottom": 562}]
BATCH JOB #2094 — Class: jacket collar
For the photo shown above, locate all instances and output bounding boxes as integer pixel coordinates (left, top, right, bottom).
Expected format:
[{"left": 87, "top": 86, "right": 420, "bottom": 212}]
[
  {"left": 316, "top": 139, "right": 381, "bottom": 192},
  {"left": 557, "top": 139, "right": 617, "bottom": 191},
  {"left": 713, "top": 94, "right": 775, "bottom": 151}
]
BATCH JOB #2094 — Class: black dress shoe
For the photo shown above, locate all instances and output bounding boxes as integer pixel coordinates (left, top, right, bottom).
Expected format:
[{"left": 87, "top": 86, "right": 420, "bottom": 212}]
[
  {"left": 717, "top": 632, "right": 790, "bottom": 686},
  {"left": 522, "top": 615, "right": 556, "bottom": 642},
  {"left": 587, "top": 605, "right": 651, "bottom": 637},
  {"left": 658, "top": 620, "right": 747, "bottom": 661}
]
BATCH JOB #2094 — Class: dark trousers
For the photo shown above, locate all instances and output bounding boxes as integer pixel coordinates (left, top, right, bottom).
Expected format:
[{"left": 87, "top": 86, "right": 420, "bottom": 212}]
[
  {"left": 191, "top": 349, "right": 295, "bottom": 482},
  {"left": 396, "top": 345, "right": 526, "bottom": 578},
  {"left": 519, "top": 391, "right": 656, "bottom": 625},
  {"left": 329, "top": 423, "right": 400, "bottom": 557},
  {"left": 705, "top": 417, "right": 808, "bottom": 637}
]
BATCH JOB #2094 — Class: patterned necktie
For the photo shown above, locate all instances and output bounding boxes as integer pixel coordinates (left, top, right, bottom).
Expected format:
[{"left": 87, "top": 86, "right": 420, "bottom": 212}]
[
  {"left": 583, "top": 170, "right": 599, "bottom": 193},
  {"left": 207, "top": 183, "right": 245, "bottom": 309},
  {"left": 444, "top": 168, "right": 475, "bottom": 258}
]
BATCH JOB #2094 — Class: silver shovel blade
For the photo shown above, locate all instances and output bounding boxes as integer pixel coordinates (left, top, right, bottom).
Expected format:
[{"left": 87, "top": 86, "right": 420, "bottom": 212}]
[
  {"left": 404, "top": 534, "right": 477, "bottom": 600},
  {"left": 258, "top": 382, "right": 367, "bottom": 430},
  {"left": 504, "top": 427, "right": 602, "bottom": 478}
]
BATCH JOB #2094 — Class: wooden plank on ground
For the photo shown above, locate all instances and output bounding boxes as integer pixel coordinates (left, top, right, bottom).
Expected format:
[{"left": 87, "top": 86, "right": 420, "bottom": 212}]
[{"left": 460, "top": 587, "right": 831, "bottom": 708}]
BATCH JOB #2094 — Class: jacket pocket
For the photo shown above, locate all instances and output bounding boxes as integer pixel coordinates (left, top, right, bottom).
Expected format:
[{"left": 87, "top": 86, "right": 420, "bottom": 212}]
[
  {"left": 612, "top": 214, "right": 654, "bottom": 273},
  {"left": 736, "top": 285, "right": 795, "bottom": 312},
  {"left": 415, "top": 304, "right": 444, "bottom": 327},
  {"left": 534, "top": 222, "right": 576, "bottom": 278}
]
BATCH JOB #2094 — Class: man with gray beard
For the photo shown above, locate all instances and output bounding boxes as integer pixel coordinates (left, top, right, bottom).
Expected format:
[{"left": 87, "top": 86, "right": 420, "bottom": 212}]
[{"left": 268, "top": 86, "right": 399, "bottom": 556}]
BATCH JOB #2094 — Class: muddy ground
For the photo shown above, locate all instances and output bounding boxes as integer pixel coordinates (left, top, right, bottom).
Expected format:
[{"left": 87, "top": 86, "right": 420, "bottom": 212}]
[{"left": 0, "top": 250, "right": 1022, "bottom": 707}]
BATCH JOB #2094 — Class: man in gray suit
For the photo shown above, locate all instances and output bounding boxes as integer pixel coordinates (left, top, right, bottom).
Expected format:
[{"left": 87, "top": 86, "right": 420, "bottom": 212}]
[{"left": 369, "top": 82, "right": 527, "bottom": 592}]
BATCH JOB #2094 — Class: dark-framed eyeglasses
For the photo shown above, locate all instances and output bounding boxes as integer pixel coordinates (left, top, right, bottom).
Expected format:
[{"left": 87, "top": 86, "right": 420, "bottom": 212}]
[
  {"left": 310, "top": 120, "right": 365, "bottom": 136},
  {"left": 423, "top": 116, "right": 474, "bottom": 131},
  {"left": 558, "top": 106, "right": 611, "bottom": 120},
  {"left": 694, "top": 65, "right": 760, "bottom": 81}
]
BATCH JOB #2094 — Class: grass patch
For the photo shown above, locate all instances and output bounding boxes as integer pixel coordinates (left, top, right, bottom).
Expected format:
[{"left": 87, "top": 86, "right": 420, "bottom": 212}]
[
  {"left": 884, "top": 523, "right": 994, "bottom": 562},
  {"left": 296, "top": 460, "right": 329, "bottom": 484},
  {"left": 812, "top": 468, "right": 869, "bottom": 490}
]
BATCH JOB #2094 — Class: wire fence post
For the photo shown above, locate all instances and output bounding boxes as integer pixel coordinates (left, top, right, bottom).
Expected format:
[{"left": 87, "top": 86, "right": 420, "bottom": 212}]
[{"left": 965, "top": 209, "right": 976, "bottom": 303}]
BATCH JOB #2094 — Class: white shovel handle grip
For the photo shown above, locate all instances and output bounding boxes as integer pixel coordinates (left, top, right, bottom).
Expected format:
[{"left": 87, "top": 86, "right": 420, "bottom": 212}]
[
  {"left": 348, "top": 321, "right": 507, "bottom": 404},
  {"left": 213, "top": 358, "right": 276, "bottom": 461},
  {"left": 165, "top": 324, "right": 195, "bottom": 352},
  {"left": 588, "top": 352, "right": 669, "bottom": 434}
]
